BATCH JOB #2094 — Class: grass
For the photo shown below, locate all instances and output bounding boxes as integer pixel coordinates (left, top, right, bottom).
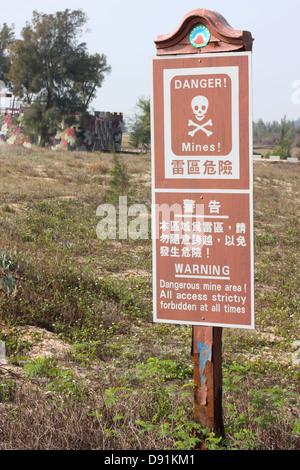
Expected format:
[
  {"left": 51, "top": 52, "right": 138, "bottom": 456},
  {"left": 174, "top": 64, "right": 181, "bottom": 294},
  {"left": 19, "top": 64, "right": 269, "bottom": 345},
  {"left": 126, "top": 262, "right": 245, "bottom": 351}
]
[{"left": 0, "top": 143, "right": 299, "bottom": 450}]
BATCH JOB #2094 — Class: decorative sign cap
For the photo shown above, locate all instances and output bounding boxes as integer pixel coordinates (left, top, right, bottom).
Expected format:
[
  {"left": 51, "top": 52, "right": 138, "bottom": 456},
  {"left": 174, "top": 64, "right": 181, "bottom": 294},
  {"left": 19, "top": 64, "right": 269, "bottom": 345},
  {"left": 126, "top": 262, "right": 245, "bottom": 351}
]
[{"left": 155, "top": 8, "right": 253, "bottom": 55}]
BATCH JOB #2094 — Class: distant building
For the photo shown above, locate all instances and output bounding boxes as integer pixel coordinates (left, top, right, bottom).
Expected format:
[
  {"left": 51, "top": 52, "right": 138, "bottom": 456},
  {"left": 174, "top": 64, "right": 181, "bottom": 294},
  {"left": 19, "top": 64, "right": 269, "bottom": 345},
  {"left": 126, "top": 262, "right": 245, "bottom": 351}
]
[{"left": 0, "top": 110, "right": 123, "bottom": 152}]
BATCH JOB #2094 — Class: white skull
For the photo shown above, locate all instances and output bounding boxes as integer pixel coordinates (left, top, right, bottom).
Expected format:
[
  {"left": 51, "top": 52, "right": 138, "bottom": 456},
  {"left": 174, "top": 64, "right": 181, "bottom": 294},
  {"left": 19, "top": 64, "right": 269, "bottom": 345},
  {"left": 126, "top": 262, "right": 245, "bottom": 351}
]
[{"left": 191, "top": 96, "right": 208, "bottom": 121}]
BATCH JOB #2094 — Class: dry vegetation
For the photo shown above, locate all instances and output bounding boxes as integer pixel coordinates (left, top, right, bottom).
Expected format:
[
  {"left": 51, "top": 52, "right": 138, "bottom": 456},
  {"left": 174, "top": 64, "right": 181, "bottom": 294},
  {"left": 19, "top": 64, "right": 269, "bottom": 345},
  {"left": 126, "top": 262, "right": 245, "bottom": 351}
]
[{"left": 0, "top": 143, "right": 299, "bottom": 450}]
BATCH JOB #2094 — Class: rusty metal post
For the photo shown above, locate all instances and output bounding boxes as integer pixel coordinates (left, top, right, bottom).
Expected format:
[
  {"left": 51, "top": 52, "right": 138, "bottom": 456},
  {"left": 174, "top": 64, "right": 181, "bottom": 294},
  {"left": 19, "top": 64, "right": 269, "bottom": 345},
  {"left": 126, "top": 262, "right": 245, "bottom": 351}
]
[{"left": 192, "top": 326, "right": 224, "bottom": 438}]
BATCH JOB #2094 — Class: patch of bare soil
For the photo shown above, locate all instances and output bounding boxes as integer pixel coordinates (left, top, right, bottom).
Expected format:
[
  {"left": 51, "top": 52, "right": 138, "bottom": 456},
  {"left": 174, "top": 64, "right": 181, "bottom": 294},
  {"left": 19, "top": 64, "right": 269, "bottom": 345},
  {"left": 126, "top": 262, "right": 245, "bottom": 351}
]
[{"left": 1, "top": 325, "right": 71, "bottom": 372}]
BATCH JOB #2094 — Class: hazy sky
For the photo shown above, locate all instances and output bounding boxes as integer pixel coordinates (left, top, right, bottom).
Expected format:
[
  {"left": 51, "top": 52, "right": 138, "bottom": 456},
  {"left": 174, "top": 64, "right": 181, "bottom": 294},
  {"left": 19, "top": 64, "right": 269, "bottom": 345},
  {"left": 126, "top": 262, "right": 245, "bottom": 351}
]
[{"left": 1, "top": 0, "right": 299, "bottom": 124}]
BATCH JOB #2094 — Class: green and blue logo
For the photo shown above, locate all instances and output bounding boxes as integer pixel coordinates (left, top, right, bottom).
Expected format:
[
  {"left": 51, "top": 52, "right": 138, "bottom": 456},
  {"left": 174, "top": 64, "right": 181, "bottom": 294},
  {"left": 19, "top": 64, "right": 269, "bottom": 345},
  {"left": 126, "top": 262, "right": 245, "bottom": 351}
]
[{"left": 189, "top": 24, "right": 211, "bottom": 48}]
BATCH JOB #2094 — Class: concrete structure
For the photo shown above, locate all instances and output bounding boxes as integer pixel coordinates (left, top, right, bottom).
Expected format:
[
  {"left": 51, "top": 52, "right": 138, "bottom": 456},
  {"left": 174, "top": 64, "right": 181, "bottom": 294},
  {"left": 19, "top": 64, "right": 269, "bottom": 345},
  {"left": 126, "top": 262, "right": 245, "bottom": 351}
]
[{"left": 0, "top": 111, "right": 123, "bottom": 152}]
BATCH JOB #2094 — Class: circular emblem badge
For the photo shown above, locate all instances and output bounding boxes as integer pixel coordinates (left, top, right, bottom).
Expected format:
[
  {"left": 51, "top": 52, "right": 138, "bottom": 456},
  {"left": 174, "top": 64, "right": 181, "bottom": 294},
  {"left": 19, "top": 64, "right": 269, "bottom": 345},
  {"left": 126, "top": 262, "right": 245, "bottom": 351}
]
[{"left": 189, "top": 24, "right": 211, "bottom": 48}]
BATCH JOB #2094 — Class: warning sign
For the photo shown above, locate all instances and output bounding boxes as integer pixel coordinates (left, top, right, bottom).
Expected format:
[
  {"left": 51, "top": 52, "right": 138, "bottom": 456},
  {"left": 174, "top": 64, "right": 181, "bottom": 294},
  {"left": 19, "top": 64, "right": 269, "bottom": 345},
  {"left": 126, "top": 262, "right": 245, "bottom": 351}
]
[
  {"left": 164, "top": 65, "right": 239, "bottom": 179},
  {"left": 152, "top": 52, "right": 251, "bottom": 191},
  {"left": 153, "top": 191, "right": 253, "bottom": 328},
  {"left": 170, "top": 73, "right": 232, "bottom": 155},
  {"left": 151, "top": 52, "right": 254, "bottom": 328}
]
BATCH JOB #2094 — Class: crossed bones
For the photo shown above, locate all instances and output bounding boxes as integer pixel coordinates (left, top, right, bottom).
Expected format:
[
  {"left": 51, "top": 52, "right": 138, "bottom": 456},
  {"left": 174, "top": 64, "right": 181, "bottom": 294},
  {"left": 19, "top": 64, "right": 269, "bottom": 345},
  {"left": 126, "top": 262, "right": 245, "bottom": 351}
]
[{"left": 188, "top": 119, "right": 213, "bottom": 137}]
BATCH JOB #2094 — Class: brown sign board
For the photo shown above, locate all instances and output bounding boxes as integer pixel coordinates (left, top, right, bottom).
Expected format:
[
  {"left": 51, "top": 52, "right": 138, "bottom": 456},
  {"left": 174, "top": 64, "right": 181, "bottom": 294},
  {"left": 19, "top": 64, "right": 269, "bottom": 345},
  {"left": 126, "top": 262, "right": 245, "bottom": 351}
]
[{"left": 151, "top": 52, "right": 254, "bottom": 328}]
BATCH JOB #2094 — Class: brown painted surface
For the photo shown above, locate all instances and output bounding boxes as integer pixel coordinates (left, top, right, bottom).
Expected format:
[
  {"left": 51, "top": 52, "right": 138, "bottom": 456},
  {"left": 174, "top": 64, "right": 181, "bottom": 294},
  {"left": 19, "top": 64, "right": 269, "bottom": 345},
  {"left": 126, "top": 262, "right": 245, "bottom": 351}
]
[
  {"left": 154, "top": 191, "right": 252, "bottom": 327},
  {"left": 170, "top": 73, "right": 232, "bottom": 157},
  {"left": 152, "top": 13, "right": 253, "bottom": 327}
]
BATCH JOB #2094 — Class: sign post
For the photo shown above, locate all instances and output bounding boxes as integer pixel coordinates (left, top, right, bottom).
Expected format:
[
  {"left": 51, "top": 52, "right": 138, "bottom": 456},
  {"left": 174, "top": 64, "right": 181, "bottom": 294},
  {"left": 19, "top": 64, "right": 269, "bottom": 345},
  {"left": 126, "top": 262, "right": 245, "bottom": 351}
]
[{"left": 151, "top": 9, "right": 254, "bottom": 440}]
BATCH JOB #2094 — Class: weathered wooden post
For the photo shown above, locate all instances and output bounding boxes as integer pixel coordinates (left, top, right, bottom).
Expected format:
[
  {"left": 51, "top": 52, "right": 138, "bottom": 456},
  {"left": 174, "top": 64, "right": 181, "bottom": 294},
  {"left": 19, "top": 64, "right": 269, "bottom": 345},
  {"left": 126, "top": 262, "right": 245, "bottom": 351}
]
[{"left": 151, "top": 9, "right": 254, "bottom": 443}]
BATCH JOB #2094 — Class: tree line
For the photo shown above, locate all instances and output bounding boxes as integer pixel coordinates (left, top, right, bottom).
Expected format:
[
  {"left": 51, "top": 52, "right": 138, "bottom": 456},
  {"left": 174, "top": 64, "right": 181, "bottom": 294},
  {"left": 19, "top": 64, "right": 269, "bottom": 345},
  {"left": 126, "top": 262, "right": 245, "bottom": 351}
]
[
  {"left": 253, "top": 117, "right": 300, "bottom": 158},
  {"left": 253, "top": 117, "right": 299, "bottom": 146},
  {"left": 0, "top": 9, "right": 111, "bottom": 146}
]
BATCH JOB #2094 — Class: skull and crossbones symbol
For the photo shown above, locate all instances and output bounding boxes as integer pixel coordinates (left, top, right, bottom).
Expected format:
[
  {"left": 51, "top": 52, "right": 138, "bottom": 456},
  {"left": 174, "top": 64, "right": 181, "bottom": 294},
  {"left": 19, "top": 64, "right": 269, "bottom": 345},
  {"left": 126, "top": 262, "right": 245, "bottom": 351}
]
[{"left": 188, "top": 96, "right": 213, "bottom": 137}]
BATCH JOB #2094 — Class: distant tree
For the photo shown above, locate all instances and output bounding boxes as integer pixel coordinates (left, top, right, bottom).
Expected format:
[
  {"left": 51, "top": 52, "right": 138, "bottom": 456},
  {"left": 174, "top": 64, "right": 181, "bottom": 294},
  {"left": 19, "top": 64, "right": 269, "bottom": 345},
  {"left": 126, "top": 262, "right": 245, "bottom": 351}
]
[
  {"left": 105, "top": 151, "right": 130, "bottom": 205},
  {"left": 66, "top": 49, "right": 111, "bottom": 115},
  {"left": 253, "top": 117, "right": 299, "bottom": 152},
  {"left": 7, "top": 9, "right": 111, "bottom": 145},
  {"left": 129, "top": 97, "right": 150, "bottom": 149},
  {"left": 273, "top": 116, "right": 294, "bottom": 158},
  {"left": 295, "top": 126, "right": 300, "bottom": 148},
  {"left": 253, "top": 118, "right": 281, "bottom": 146},
  {"left": 0, "top": 23, "right": 15, "bottom": 86},
  {"left": 21, "top": 102, "right": 62, "bottom": 147}
]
